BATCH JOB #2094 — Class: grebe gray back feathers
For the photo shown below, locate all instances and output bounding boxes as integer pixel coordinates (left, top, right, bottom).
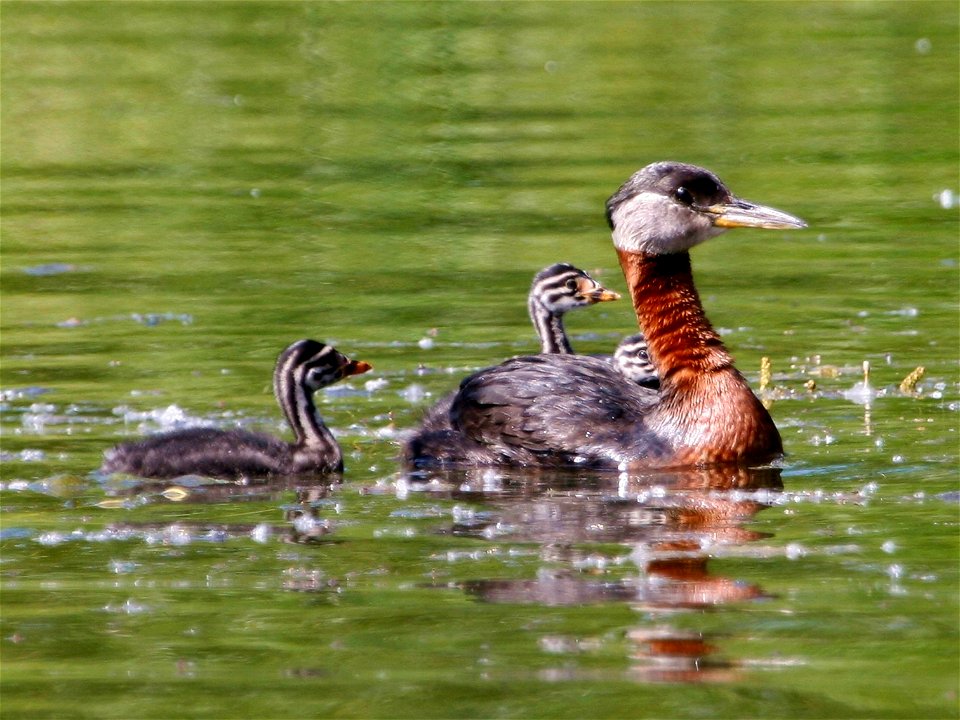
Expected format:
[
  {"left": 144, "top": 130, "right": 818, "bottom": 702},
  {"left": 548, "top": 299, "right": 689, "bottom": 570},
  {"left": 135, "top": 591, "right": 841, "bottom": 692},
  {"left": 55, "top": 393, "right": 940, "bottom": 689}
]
[
  {"left": 406, "top": 162, "right": 805, "bottom": 470},
  {"left": 102, "top": 340, "right": 371, "bottom": 478}
]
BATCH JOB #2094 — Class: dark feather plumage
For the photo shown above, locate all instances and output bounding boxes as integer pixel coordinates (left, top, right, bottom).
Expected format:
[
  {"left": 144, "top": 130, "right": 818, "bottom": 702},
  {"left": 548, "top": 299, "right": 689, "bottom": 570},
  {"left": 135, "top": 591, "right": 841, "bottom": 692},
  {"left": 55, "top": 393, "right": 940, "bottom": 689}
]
[
  {"left": 101, "top": 427, "right": 341, "bottom": 478},
  {"left": 101, "top": 339, "right": 371, "bottom": 479},
  {"left": 449, "top": 354, "right": 663, "bottom": 468}
]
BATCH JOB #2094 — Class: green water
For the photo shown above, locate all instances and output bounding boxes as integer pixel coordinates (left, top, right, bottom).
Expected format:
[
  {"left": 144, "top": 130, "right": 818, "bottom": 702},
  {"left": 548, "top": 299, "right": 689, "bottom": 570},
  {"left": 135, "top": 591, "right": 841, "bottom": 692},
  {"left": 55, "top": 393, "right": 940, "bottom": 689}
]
[{"left": 2, "top": 2, "right": 958, "bottom": 718}]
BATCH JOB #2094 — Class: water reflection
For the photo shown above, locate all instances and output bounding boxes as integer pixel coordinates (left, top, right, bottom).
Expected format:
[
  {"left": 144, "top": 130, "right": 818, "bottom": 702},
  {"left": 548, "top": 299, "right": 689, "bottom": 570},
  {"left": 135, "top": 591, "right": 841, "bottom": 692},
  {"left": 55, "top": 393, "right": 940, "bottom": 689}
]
[
  {"left": 408, "top": 464, "right": 780, "bottom": 684},
  {"left": 99, "top": 475, "right": 341, "bottom": 544}
]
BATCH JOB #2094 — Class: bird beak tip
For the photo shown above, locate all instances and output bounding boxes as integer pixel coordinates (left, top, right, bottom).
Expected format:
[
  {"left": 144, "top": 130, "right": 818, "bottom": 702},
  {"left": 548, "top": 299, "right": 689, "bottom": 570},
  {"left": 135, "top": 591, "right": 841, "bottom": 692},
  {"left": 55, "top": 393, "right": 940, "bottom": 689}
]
[
  {"left": 709, "top": 200, "right": 807, "bottom": 231},
  {"left": 347, "top": 360, "right": 373, "bottom": 376}
]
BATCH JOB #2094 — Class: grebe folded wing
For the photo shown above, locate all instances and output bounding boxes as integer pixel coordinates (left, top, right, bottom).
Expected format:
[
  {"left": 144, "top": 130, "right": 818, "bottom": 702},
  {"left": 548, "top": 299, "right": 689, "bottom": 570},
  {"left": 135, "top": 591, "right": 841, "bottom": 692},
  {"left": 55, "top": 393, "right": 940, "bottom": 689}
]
[{"left": 451, "top": 354, "right": 660, "bottom": 466}]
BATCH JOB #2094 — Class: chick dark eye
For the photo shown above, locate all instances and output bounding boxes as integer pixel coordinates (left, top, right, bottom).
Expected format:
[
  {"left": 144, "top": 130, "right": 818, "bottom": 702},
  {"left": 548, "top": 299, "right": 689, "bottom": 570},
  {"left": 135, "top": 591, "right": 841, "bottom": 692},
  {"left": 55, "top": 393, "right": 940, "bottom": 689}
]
[
  {"left": 564, "top": 278, "right": 579, "bottom": 291},
  {"left": 674, "top": 187, "right": 695, "bottom": 206}
]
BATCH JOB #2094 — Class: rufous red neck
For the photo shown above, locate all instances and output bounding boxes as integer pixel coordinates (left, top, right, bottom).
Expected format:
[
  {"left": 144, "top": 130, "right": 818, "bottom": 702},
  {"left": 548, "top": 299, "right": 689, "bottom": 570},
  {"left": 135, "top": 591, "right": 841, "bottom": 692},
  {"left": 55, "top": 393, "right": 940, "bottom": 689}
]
[{"left": 616, "top": 249, "right": 733, "bottom": 384}]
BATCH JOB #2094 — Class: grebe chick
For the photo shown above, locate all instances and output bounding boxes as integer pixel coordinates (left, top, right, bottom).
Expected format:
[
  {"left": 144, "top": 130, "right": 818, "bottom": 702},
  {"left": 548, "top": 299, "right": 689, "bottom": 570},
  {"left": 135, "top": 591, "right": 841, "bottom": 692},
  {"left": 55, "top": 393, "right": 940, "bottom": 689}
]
[
  {"left": 612, "top": 333, "right": 659, "bottom": 389},
  {"left": 529, "top": 262, "right": 620, "bottom": 353},
  {"left": 530, "top": 263, "right": 658, "bottom": 388},
  {"left": 405, "top": 162, "right": 806, "bottom": 470},
  {"left": 102, "top": 340, "right": 371, "bottom": 479},
  {"left": 413, "top": 262, "right": 620, "bottom": 436}
]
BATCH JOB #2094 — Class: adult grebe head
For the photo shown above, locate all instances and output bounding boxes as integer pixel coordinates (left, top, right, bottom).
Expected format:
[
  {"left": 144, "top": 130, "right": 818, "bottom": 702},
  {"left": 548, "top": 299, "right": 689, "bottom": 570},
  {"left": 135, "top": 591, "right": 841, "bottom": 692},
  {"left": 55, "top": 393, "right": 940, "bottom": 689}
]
[{"left": 605, "top": 161, "right": 807, "bottom": 255}]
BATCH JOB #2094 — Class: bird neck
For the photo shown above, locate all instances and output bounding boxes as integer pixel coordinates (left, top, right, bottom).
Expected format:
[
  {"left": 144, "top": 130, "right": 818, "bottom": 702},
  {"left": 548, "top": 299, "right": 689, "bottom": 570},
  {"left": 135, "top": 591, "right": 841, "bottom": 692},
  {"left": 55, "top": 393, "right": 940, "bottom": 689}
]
[
  {"left": 275, "top": 376, "right": 343, "bottom": 468},
  {"left": 616, "top": 250, "right": 732, "bottom": 380},
  {"left": 616, "top": 249, "right": 781, "bottom": 465},
  {"left": 528, "top": 296, "right": 573, "bottom": 354}
]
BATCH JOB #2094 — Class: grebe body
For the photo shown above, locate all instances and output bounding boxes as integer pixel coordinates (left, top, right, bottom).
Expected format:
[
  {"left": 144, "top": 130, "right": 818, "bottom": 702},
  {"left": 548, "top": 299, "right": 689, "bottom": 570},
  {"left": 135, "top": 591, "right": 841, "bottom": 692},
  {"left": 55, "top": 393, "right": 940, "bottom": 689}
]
[
  {"left": 102, "top": 340, "right": 371, "bottom": 479},
  {"left": 406, "top": 162, "right": 805, "bottom": 470}
]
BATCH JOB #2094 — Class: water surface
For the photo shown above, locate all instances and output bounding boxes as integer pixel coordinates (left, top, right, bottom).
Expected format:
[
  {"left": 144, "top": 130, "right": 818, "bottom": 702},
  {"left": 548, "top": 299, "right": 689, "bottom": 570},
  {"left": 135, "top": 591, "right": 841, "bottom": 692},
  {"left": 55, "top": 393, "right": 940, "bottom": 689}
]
[{"left": 2, "top": 2, "right": 958, "bottom": 718}]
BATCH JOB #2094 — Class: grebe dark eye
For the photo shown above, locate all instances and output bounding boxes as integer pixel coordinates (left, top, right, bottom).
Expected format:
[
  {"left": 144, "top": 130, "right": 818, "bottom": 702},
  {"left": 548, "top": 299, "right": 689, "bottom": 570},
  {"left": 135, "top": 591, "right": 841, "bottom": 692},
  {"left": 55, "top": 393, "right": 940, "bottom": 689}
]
[
  {"left": 564, "top": 278, "right": 579, "bottom": 291},
  {"left": 674, "top": 187, "right": 694, "bottom": 206}
]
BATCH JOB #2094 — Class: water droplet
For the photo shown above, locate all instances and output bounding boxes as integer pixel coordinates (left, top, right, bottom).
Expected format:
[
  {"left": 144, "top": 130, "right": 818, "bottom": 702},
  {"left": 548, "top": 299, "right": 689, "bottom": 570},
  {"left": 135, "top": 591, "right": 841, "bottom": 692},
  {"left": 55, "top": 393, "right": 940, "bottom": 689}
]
[
  {"left": 935, "top": 188, "right": 956, "bottom": 209},
  {"left": 785, "top": 542, "right": 807, "bottom": 560}
]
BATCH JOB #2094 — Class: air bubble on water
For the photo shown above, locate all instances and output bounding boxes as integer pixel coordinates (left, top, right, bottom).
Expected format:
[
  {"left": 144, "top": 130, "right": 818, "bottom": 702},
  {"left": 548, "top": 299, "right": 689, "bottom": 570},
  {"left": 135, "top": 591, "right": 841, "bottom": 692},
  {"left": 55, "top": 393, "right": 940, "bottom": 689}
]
[
  {"left": 364, "top": 377, "right": 389, "bottom": 393},
  {"left": 859, "top": 482, "right": 879, "bottom": 496},
  {"left": 116, "top": 404, "right": 201, "bottom": 432},
  {"left": 167, "top": 525, "right": 193, "bottom": 546},
  {"left": 843, "top": 383, "right": 875, "bottom": 405},
  {"left": 935, "top": 188, "right": 956, "bottom": 209},
  {"left": 36, "top": 531, "right": 67, "bottom": 546},
  {"left": 481, "top": 524, "right": 499, "bottom": 540},
  {"left": 109, "top": 560, "right": 139, "bottom": 574},
  {"left": 785, "top": 543, "right": 807, "bottom": 560},
  {"left": 399, "top": 383, "right": 426, "bottom": 403},
  {"left": 824, "top": 543, "right": 861, "bottom": 556},
  {"left": 103, "top": 598, "right": 151, "bottom": 615},
  {"left": 202, "top": 529, "right": 229, "bottom": 543},
  {"left": 374, "top": 425, "right": 396, "bottom": 439},
  {"left": 1, "top": 449, "right": 46, "bottom": 462},
  {"left": 881, "top": 540, "right": 897, "bottom": 554},
  {"left": 452, "top": 505, "right": 477, "bottom": 522}
]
